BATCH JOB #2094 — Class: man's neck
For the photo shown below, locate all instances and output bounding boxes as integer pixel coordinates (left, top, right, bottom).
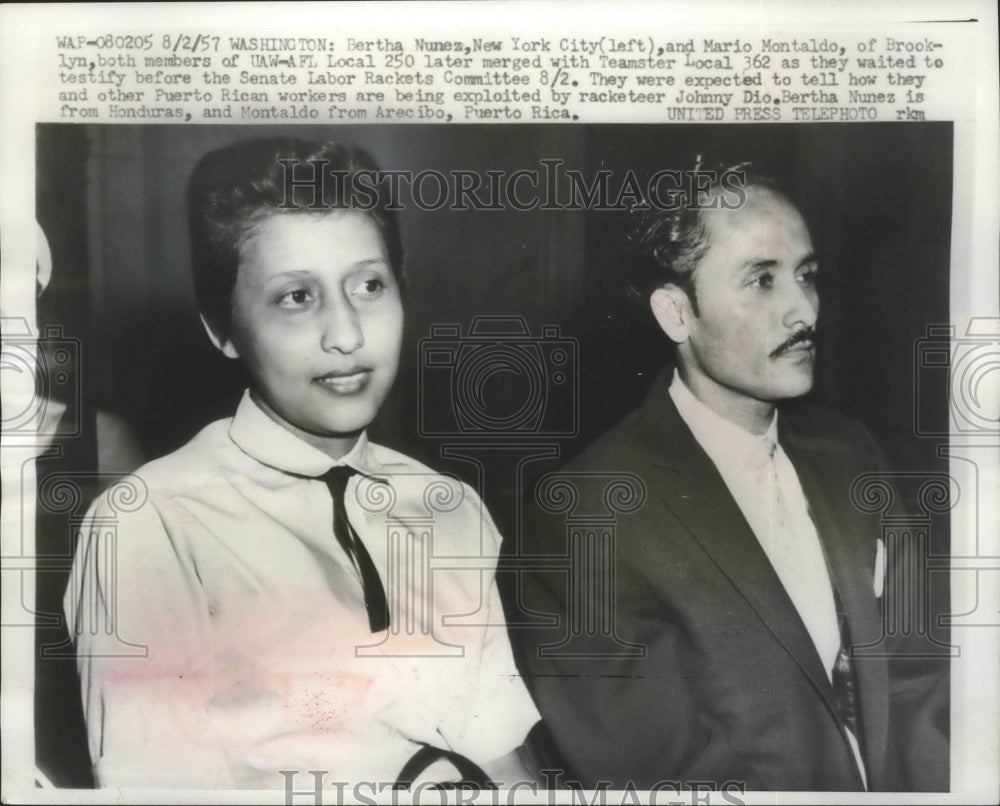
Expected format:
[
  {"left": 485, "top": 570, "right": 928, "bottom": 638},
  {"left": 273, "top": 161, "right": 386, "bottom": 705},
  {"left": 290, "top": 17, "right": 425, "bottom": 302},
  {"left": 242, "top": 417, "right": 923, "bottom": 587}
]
[{"left": 676, "top": 367, "right": 776, "bottom": 436}]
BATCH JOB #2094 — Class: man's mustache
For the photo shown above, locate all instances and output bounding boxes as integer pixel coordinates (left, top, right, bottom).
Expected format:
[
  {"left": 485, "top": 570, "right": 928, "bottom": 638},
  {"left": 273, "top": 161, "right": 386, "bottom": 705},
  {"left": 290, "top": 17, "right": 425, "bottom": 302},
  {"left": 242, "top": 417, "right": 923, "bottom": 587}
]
[{"left": 771, "top": 328, "right": 817, "bottom": 358}]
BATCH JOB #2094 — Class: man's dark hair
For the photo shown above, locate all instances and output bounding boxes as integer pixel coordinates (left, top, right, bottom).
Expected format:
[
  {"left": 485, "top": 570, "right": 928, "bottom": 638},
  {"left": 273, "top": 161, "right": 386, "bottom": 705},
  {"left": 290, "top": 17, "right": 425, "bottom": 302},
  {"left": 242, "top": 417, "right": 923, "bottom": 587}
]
[
  {"left": 188, "top": 138, "right": 404, "bottom": 341},
  {"left": 627, "top": 158, "right": 780, "bottom": 315}
]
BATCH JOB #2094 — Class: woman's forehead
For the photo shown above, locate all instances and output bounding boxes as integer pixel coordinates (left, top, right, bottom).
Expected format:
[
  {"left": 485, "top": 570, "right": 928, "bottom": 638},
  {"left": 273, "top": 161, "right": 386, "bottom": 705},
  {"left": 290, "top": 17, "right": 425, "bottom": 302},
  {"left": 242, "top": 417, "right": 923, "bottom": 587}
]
[{"left": 238, "top": 212, "right": 389, "bottom": 278}]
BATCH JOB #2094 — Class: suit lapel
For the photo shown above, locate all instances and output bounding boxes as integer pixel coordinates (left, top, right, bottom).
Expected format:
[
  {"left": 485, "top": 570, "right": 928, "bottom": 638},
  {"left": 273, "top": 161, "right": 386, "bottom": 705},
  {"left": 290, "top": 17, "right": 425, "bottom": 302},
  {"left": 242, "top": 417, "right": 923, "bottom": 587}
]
[
  {"left": 781, "top": 419, "right": 889, "bottom": 784},
  {"left": 636, "top": 374, "right": 839, "bottom": 716}
]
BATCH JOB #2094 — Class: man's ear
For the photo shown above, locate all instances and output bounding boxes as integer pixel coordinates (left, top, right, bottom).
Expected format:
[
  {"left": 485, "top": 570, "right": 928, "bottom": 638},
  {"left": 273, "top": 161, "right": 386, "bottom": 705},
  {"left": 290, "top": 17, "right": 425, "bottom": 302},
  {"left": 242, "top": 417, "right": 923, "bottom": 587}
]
[
  {"left": 200, "top": 314, "right": 240, "bottom": 359},
  {"left": 650, "top": 285, "right": 693, "bottom": 344}
]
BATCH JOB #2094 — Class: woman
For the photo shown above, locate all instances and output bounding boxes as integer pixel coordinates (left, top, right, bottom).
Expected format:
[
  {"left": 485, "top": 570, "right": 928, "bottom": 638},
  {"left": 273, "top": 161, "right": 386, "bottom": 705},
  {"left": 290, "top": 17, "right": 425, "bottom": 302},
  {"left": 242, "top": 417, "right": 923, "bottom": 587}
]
[{"left": 65, "top": 138, "right": 540, "bottom": 789}]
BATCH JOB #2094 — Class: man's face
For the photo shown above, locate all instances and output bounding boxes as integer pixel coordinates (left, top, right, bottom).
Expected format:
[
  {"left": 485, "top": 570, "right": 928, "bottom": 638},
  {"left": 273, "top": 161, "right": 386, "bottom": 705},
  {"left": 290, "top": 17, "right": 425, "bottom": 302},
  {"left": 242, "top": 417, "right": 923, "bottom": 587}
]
[
  {"left": 678, "top": 188, "right": 819, "bottom": 408},
  {"left": 219, "top": 211, "right": 403, "bottom": 454}
]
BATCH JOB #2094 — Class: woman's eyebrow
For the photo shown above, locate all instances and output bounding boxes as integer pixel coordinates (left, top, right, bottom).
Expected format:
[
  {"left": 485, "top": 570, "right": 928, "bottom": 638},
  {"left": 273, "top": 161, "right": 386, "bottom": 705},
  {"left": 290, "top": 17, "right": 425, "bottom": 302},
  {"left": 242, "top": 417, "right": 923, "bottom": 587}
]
[
  {"left": 260, "top": 269, "right": 314, "bottom": 285},
  {"left": 258, "top": 260, "right": 391, "bottom": 288},
  {"left": 352, "top": 258, "right": 391, "bottom": 270}
]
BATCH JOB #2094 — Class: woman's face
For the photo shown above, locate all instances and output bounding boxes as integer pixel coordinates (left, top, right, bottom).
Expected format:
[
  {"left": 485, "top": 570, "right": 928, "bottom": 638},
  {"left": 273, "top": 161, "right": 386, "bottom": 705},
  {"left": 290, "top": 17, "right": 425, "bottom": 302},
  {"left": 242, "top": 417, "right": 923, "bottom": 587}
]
[{"left": 216, "top": 211, "right": 404, "bottom": 457}]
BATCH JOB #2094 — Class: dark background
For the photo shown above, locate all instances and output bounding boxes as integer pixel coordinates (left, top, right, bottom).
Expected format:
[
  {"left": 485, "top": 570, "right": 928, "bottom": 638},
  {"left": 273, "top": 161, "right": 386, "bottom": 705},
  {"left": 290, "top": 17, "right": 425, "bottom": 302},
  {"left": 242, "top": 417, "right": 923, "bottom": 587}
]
[{"left": 35, "top": 122, "right": 953, "bottom": 786}]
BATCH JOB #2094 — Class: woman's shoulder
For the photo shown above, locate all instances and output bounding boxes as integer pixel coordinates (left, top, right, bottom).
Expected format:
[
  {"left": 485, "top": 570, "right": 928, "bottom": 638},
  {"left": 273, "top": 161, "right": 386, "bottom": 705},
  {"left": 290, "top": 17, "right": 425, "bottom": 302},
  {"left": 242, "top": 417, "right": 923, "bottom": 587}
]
[
  {"left": 365, "top": 441, "right": 439, "bottom": 476},
  {"left": 363, "top": 440, "right": 494, "bottom": 526},
  {"left": 108, "top": 417, "right": 238, "bottom": 504},
  {"left": 365, "top": 442, "right": 478, "bottom": 500}
]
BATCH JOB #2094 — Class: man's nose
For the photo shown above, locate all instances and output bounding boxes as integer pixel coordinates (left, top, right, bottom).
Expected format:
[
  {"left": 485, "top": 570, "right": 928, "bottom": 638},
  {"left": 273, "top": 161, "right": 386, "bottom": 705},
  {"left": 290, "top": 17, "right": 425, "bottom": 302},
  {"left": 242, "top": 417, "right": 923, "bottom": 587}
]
[
  {"left": 781, "top": 276, "right": 819, "bottom": 330},
  {"left": 320, "top": 296, "right": 363, "bottom": 353}
]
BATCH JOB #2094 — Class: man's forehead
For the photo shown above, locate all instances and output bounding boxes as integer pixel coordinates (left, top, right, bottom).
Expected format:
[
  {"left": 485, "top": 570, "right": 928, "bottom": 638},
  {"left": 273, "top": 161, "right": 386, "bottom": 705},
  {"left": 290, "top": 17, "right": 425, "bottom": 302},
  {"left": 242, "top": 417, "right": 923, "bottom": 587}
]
[{"left": 701, "top": 187, "right": 813, "bottom": 254}]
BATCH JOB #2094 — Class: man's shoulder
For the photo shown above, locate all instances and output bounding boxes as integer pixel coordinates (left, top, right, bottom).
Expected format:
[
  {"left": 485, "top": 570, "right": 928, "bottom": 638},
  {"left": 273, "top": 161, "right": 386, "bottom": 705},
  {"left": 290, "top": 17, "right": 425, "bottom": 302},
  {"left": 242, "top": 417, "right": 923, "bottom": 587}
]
[
  {"left": 562, "top": 395, "right": 884, "bottom": 483},
  {"left": 561, "top": 409, "right": 648, "bottom": 474}
]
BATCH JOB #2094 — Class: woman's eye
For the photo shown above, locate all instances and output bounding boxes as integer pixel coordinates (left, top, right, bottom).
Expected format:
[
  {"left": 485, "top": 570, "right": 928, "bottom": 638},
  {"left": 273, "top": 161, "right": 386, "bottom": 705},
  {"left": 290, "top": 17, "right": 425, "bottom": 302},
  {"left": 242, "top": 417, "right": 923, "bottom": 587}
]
[
  {"left": 352, "top": 277, "right": 386, "bottom": 298},
  {"left": 278, "top": 288, "right": 313, "bottom": 307}
]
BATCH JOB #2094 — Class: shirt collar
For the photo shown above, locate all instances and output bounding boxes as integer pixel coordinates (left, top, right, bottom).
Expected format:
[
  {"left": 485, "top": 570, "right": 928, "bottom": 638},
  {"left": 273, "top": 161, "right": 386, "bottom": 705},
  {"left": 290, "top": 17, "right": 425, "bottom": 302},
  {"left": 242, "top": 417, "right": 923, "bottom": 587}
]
[
  {"left": 228, "top": 390, "right": 376, "bottom": 478},
  {"left": 668, "top": 370, "right": 778, "bottom": 471}
]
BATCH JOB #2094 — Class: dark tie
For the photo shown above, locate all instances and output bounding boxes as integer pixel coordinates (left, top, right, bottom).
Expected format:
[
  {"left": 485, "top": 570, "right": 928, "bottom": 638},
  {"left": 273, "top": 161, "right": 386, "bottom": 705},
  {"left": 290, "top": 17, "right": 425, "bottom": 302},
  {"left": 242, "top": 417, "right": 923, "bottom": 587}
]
[
  {"left": 831, "top": 588, "right": 866, "bottom": 774},
  {"left": 321, "top": 466, "right": 390, "bottom": 633}
]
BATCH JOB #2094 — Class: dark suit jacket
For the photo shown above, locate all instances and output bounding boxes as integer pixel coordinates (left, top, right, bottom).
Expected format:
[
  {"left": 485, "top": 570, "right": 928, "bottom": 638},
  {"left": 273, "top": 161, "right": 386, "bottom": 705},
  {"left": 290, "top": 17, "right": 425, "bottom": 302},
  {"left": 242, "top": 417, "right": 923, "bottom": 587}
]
[{"left": 511, "top": 369, "right": 947, "bottom": 792}]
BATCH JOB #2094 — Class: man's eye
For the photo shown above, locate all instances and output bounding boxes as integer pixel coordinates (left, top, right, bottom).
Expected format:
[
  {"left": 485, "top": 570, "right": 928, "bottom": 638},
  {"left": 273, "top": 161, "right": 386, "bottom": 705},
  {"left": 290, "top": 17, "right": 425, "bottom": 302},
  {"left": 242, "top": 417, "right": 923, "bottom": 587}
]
[
  {"left": 749, "top": 273, "right": 774, "bottom": 290},
  {"left": 798, "top": 267, "right": 820, "bottom": 286}
]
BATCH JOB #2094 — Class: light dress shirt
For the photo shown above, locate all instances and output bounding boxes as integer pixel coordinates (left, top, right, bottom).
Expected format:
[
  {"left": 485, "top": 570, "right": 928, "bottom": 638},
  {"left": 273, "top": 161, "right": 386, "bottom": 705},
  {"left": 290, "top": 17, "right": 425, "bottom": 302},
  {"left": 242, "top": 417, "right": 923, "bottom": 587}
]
[
  {"left": 668, "top": 371, "right": 867, "bottom": 785},
  {"left": 64, "top": 391, "right": 540, "bottom": 789}
]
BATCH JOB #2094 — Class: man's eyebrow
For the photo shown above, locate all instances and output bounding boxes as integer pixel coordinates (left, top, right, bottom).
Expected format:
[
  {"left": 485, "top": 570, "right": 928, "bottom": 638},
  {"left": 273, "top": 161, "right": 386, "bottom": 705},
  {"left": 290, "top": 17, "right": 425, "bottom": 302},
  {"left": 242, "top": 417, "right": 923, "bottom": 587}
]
[
  {"left": 738, "top": 254, "right": 818, "bottom": 274},
  {"left": 739, "top": 259, "right": 778, "bottom": 274}
]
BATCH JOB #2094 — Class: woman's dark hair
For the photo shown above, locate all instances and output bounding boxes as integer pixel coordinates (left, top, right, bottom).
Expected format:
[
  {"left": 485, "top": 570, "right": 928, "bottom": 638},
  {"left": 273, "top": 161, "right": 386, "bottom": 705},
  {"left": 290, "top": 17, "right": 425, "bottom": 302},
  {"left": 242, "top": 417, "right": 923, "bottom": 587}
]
[
  {"left": 627, "top": 157, "right": 779, "bottom": 315},
  {"left": 188, "top": 138, "right": 404, "bottom": 340}
]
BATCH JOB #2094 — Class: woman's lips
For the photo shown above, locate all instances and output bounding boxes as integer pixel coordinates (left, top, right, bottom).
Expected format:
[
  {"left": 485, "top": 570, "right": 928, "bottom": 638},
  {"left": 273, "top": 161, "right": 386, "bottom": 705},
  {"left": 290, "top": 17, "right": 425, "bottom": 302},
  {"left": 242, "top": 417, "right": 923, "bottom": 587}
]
[{"left": 314, "top": 368, "right": 372, "bottom": 394}]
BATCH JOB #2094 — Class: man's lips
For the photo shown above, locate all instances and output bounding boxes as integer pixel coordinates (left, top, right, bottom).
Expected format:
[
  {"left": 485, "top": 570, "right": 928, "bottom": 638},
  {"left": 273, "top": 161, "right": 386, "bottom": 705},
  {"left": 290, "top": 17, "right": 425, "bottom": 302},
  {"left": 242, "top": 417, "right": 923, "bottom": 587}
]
[
  {"left": 779, "top": 340, "right": 814, "bottom": 354},
  {"left": 771, "top": 332, "right": 816, "bottom": 359}
]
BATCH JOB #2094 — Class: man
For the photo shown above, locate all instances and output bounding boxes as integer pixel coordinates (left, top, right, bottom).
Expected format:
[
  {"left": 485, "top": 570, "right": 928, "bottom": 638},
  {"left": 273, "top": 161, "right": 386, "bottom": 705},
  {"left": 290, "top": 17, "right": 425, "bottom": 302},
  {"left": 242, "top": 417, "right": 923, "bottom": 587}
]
[{"left": 512, "top": 163, "right": 947, "bottom": 792}]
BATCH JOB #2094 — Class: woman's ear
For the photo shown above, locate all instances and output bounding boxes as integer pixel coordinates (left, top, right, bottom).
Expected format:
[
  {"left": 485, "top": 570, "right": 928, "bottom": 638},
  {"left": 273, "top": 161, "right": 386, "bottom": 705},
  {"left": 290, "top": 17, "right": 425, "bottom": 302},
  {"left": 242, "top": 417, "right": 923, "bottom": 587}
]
[
  {"left": 650, "top": 285, "right": 693, "bottom": 344},
  {"left": 200, "top": 315, "right": 240, "bottom": 359}
]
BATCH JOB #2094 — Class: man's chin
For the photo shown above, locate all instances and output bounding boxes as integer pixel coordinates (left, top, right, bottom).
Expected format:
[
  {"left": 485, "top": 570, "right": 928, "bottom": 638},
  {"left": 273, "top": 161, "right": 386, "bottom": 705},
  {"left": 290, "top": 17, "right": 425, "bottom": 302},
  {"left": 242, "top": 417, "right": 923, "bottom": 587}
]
[
  {"left": 775, "top": 380, "right": 814, "bottom": 401},
  {"left": 761, "top": 370, "right": 815, "bottom": 401}
]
